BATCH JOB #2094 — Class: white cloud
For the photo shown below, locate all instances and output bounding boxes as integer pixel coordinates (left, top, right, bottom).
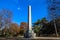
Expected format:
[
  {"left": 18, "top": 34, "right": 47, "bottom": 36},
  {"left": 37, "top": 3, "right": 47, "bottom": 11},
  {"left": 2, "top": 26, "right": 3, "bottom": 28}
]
[{"left": 17, "top": 7, "right": 21, "bottom": 10}]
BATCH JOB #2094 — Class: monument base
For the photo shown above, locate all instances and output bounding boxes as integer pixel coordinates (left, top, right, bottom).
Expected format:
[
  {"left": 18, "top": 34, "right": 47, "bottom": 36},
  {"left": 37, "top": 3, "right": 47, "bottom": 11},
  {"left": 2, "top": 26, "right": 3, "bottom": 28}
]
[
  {"left": 24, "top": 30, "right": 36, "bottom": 38},
  {"left": 32, "top": 30, "right": 36, "bottom": 38},
  {"left": 29, "top": 30, "right": 36, "bottom": 38}
]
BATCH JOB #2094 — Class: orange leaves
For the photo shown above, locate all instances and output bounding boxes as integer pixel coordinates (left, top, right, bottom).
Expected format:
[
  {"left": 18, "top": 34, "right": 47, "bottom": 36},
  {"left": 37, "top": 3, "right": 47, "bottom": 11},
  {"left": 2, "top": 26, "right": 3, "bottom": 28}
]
[
  {"left": 2, "top": 22, "right": 28, "bottom": 35},
  {"left": 9, "top": 23, "right": 19, "bottom": 34},
  {"left": 20, "top": 22, "right": 28, "bottom": 29},
  {"left": 20, "top": 27, "right": 24, "bottom": 30}
]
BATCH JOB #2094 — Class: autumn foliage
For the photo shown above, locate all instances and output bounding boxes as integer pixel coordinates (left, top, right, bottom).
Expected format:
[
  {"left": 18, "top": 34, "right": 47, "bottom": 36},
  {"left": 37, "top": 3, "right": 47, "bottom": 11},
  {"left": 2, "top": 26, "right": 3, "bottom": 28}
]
[{"left": 9, "top": 23, "right": 19, "bottom": 34}]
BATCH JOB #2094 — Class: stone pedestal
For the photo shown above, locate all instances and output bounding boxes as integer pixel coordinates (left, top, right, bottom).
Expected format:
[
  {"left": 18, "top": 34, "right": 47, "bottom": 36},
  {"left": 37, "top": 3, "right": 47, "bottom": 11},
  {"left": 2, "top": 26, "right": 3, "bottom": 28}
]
[{"left": 32, "top": 30, "right": 36, "bottom": 38}]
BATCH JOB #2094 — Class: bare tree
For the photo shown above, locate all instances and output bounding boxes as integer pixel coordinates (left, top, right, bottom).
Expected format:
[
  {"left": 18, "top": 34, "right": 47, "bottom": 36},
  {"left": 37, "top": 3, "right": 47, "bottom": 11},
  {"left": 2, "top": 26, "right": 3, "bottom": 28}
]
[
  {"left": 0, "top": 9, "right": 12, "bottom": 29},
  {"left": 48, "top": 6, "right": 59, "bottom": 37},
  {"left": 47, "top": 0, "right": 60, "bottom": 37}
]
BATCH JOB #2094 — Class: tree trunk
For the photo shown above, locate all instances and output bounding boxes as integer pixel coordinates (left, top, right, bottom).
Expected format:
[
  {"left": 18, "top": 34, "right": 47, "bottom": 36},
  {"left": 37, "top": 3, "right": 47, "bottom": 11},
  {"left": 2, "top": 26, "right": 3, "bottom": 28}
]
[{"left": 54, "top": 19, "right": 58, "bottom": 37}]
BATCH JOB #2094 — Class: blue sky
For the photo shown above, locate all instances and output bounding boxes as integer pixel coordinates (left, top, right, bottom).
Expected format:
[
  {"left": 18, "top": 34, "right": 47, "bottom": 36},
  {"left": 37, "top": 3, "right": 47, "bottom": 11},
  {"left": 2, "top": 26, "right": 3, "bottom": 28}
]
[{"left": 0, "top": 0, "right": 48, "bottom": 25}]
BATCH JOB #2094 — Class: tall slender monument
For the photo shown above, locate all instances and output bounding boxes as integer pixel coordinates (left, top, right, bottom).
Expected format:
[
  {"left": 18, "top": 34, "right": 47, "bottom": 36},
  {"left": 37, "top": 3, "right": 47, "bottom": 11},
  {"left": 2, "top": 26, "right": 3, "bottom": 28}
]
[
  {"left": 24, "top": 5, "right": 33, "bottom": 38},
  {"left": 28, "top": 5, "right": 33, "bottom": 38},
  {"left": 28, "top": 5, "right": 32, "bottom": 34},
  {"left": 24, "top": 5, "right": 35, "bottom": 38},
  {"left": 28, "top": 5, "right": 36, "bottom": 38}
]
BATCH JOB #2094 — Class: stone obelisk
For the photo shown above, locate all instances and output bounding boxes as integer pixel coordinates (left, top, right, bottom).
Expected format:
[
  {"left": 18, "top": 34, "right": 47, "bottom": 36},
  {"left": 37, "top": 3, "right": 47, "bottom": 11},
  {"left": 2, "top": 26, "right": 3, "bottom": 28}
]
[
  {"left": 28, "top": 5, "right": 36, "bottom": 38},
  {"left": 28, "top": 5, "right": 32, "bottom": 37},
  {"left": 29, "top": 5, "right": 32, "bottom": 33}
]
